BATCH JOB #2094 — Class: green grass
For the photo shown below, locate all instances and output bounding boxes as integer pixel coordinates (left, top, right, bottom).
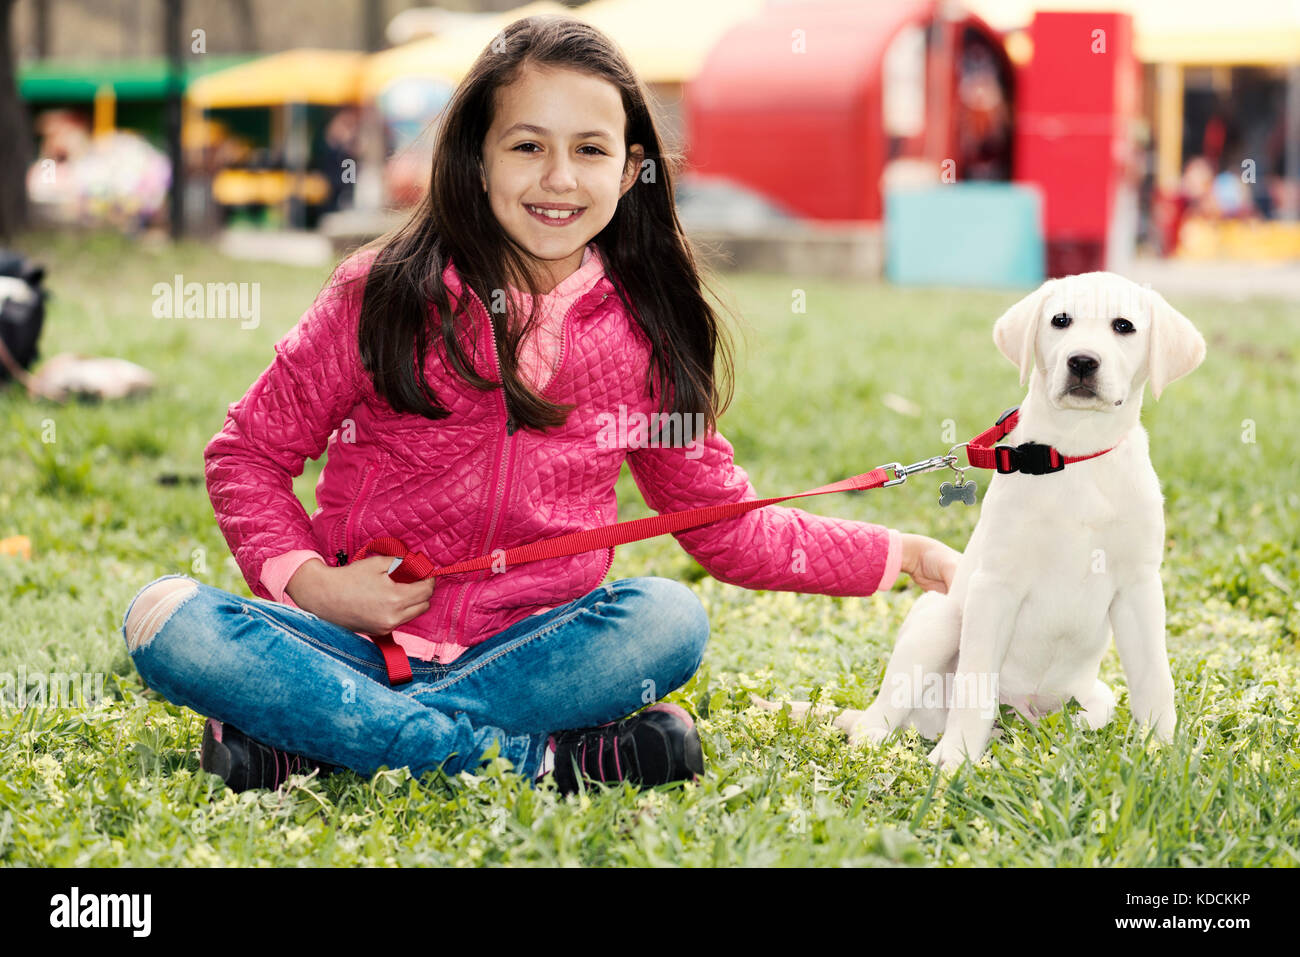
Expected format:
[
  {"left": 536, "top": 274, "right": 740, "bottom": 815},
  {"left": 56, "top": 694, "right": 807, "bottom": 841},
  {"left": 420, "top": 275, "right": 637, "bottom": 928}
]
[{"left": 1, "top": 230, "right": 1297, "bottom": 866}]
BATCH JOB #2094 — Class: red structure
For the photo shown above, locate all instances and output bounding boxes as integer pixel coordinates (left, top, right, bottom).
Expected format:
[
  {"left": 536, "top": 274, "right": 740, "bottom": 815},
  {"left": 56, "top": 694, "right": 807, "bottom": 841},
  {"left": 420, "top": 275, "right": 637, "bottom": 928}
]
[
  {"left": 1011, "top": 11, "right": 1140, "bottom": 275},
  {"left": 685, "top": 0, "right": 1013, "bottom": 222}
]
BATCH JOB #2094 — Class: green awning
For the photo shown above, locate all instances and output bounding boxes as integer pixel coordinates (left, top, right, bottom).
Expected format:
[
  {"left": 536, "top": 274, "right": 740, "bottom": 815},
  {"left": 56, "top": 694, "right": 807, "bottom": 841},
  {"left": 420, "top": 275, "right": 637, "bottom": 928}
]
[{"left": 18, "top": 55, "right": 254, "bottom": 102}]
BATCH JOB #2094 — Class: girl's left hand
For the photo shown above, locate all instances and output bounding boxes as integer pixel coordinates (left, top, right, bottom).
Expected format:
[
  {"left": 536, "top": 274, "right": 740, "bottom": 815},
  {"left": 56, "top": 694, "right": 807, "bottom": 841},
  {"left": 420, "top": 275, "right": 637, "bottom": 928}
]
[{"left": 899, "top": 533, "right": 961, "bottom": 593}]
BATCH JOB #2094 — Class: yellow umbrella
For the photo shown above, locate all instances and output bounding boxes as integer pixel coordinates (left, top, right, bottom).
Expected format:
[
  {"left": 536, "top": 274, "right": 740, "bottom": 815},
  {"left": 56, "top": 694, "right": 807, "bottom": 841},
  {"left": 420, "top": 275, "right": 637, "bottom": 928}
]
[
  {"left": 189, "top": 49, "right": 366, "bottom": 108},
  {"left": 361, "top": 2, "right": 568, "bottom": 100},
  {"left": 361, "top": 0, "right": 764, "bottom": 99},
  {"left": 571, "top": 0, "right": 765, "bottom": 84},
  {"left": 965, "top": 0, "right": 1300, "bottom": 65}
]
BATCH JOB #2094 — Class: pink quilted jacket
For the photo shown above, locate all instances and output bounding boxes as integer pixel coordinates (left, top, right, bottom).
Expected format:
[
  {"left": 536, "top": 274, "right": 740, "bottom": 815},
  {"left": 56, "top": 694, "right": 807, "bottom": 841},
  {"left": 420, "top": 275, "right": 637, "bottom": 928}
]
[{"left": 204, "top": 251, "right": 900, "bottom": 662}]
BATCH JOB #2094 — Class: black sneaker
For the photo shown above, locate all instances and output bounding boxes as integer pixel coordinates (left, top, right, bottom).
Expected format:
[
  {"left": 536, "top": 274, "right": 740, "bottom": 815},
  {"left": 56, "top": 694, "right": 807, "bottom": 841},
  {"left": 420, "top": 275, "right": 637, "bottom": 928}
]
[
  {"left": 200, "top": 718, "right": 336, "bottom": 793},
  {"left": 549, "top": 703, "right": 704, "bottom": 795}
]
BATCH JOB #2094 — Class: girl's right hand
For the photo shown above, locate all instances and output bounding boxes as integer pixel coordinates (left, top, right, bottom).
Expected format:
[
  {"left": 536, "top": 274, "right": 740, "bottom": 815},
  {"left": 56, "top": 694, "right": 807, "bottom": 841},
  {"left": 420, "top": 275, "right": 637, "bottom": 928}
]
[
  {"left": 899, "top": 533, "right": 961, "bottom": 594},
  {"left": 286, "top": 556, "right": 435, "bottom": 635}
]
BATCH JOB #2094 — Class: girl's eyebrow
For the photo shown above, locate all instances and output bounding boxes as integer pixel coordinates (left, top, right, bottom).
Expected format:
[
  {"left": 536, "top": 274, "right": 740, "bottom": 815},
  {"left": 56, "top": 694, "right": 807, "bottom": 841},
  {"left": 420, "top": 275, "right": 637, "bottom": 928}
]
[{"left": 499, "top": 123, "right": 613, "bottom": 141}]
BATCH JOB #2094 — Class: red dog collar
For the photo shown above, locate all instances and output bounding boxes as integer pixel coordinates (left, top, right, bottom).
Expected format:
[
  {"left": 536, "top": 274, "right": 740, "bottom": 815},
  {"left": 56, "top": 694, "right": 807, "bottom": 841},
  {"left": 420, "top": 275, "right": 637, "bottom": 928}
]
[{"left": 965, "top": 406, "right": 1119, "bottom": 475}]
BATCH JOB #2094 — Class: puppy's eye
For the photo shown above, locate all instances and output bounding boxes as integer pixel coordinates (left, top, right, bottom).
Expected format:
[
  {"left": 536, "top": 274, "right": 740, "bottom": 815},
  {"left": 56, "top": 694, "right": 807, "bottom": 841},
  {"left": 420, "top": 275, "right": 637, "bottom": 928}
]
[
  {"left": 1112, "top": 318, "right": 1135, "bottom": 335},
  {"left": 1051, "top": 313, "right": 1072, "bottom": 328}
]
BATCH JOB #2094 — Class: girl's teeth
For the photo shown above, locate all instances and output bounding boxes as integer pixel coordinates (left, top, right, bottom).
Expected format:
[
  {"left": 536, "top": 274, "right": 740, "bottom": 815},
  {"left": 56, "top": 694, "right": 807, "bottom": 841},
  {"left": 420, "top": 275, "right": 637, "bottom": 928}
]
[{"left": 529, "top": 206, "right": 578, "bottom": 219}]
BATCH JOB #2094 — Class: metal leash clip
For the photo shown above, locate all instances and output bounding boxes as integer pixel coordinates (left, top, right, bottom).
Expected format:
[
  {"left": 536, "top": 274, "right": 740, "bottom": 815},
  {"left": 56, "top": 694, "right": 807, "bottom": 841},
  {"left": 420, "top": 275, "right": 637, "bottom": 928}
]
[
  {"left": 876, "top": 444, "right": 981, "bottom": 507},
  {"left": 875, "top": 453, "right": 962, "bottom": 487}
]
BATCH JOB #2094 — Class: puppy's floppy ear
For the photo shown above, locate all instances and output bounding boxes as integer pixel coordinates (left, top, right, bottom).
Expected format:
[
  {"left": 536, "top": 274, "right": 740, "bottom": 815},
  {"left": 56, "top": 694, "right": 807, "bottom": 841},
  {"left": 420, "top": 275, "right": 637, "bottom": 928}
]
[
  {"left": 1145, "top": 287, "right": 1205, "bottom": 400},
  {"left": 993, "top": 280, "right": 1056, "bottom": 387}
]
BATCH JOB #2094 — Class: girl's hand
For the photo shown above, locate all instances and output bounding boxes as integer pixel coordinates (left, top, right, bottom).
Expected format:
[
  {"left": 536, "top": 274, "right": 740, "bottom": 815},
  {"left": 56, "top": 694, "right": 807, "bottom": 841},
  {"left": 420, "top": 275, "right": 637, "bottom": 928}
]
[
  {"left": 286, "top": 557, "right": 436, "bottom": 635},
  {"left": 899, "top": 533, "right": 961, "bottom": 594}
]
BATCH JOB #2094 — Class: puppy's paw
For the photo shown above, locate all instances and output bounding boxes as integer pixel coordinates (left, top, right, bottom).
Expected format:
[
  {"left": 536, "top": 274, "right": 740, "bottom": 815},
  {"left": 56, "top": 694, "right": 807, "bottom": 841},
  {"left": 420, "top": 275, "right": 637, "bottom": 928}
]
[
  {"left": 784, "top": 700, "right": 818, "bottom": 721},
  {"left": 927, "top": 737, "right": 972, "bottom": 774},
  {"left": 1157, "top": 720, "right": 1176, "bottom": 745},
  {"left": 1079, "top": 706, "right": 1115, "bottom": 732},
  {"left": 1077, "top": 680, "right": 1117, "bottom": 731},
  {"left": 1146, "top": 709, "right": 1176, "bottom": 746},
  {"left": 749, "top": 695, "right": 835, "bottom": 722},
  {"left": 837, "top": 710, "right": 892, "bottom": 747},
  {"left": 1133, "top": 702, "right": 1176, "bottom": 746}
]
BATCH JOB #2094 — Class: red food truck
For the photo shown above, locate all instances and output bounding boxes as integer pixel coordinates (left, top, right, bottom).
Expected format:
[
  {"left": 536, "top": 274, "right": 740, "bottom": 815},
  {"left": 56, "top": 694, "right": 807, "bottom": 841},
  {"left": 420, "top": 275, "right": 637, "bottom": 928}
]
[
  {"left": 686, "top": 0, "right": 1140, "bottom": 280},
  {"left": 686, "top": 0, "right": 1017, "bottom": 221}
]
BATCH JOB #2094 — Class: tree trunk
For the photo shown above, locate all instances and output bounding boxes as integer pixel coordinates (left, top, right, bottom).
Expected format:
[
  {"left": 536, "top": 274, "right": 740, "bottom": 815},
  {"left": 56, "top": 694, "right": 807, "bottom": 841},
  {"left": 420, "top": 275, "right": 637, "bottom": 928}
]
[
  {"left": 230, "top": 0, "right": 259, "bottom": 53},
  {"left": 362, "top": 0, "right": 385, "bottom": 53},
  {"left": 0, "top": 0, "right": 29, "bottom": 239},
  {"left": 165, "top": 0, "right": 184, "bottom": 238}
]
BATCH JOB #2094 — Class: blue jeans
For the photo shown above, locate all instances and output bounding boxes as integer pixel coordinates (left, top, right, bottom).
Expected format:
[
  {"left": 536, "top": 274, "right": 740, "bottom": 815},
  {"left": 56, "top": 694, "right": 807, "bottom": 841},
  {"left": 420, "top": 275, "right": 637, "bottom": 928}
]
[{"left": 120, "top": 576, "right": 710, "bottom": 782}]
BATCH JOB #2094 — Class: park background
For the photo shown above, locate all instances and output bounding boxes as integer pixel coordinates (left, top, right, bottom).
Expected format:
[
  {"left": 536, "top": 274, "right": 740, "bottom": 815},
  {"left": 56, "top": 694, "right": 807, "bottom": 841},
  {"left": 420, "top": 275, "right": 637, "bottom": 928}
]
[{"left": 0, "top": 0, "right": 1296, "bottom": 866}]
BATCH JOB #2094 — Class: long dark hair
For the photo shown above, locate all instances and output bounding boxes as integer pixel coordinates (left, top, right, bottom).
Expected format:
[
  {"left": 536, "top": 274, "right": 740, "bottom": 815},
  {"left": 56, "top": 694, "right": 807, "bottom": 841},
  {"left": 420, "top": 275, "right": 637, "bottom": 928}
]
[{"left": 348, "top": 14, "right": 736, "bottom": 435}]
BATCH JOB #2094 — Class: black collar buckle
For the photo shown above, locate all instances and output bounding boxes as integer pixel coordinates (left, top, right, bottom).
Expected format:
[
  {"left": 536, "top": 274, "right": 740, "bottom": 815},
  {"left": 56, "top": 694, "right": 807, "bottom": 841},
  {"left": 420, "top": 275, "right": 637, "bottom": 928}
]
[{"left": 994, "top": 442, "right": 1065, "bottom": 475}]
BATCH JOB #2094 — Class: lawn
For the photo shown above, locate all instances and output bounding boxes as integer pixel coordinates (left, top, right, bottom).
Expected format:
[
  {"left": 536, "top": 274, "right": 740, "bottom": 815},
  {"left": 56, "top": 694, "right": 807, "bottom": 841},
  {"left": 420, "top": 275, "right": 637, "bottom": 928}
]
[{"left": 1, "top": 230, "right": 1296, "bottom": 866}]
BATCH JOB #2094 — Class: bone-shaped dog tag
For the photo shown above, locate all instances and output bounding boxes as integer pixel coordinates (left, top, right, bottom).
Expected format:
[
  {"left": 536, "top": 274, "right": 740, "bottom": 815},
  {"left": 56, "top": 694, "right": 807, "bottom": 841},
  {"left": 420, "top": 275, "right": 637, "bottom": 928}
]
[{"left": 938, "top": 479, "right": 977, "bottom": 507}]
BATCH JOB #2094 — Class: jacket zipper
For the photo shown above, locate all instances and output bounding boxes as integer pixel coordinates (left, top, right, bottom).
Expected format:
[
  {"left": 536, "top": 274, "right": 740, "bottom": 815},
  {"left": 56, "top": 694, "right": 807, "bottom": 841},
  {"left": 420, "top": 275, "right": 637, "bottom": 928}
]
[
  {"left": 536, "top": 287, "right": 601, "bottom": 397},
  {"left": 332, "top": 461, "right": 378, "bottom": 565},
  {"left": 587, "top": 289, "right": 614, "bottom": 587},
  {"left": 476, "top": 286, "right": 601, "bottom": 552},
  {"left": 450, "top": 279, "right": 610, "bottom": 642},
  {"left": 448, "top": 281, "right": 514, "bottom": 638}
]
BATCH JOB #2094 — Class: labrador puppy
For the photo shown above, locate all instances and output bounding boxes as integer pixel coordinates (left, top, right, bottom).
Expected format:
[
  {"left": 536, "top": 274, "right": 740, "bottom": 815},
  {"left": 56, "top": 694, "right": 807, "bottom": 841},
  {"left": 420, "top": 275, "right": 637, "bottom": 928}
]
[{"left": 758, "top": 272, "right": 1205, "bottom": 771}]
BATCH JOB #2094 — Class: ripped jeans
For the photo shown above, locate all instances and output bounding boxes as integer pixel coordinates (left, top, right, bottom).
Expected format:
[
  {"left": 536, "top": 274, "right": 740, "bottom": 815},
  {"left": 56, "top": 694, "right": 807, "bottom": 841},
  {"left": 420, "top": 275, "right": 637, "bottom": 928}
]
[{"left": 120, "top": 575, "right": 710, "bottom": 782}]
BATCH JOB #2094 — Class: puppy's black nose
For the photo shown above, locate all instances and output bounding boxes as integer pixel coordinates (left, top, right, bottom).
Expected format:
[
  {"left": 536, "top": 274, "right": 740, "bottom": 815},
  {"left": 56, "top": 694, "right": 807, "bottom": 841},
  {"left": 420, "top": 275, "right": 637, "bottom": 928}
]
[{"left": 1067, "top": 353, "right": 1100, "bottom": 378}]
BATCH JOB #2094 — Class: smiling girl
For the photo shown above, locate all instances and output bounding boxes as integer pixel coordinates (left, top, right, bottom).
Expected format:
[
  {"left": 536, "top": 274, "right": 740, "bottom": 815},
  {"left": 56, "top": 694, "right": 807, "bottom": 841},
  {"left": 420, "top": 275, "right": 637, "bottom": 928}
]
[{"left": 120, "top": 16, "right": 958, "bottom": 795}]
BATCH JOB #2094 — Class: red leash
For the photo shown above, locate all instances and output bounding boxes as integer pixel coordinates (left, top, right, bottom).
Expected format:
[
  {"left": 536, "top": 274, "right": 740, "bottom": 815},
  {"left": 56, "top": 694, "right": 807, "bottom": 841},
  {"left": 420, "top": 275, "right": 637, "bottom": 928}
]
[
  {"left": 352, "top": 405, "right": 1118, "bottom": 685},
  {"left": 352, "top": 466, "right": 892, "bottom": 683}
]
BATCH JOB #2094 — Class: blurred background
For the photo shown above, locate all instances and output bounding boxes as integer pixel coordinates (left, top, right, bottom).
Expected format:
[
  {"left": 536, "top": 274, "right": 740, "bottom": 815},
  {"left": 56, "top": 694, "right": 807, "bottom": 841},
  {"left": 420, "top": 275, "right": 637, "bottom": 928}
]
[
  {"left": 1, "top": 5, "right": 1297, "bottom": 865},
  {"left": 0, "top": 0, "right": 1298, "bottom": 287}
]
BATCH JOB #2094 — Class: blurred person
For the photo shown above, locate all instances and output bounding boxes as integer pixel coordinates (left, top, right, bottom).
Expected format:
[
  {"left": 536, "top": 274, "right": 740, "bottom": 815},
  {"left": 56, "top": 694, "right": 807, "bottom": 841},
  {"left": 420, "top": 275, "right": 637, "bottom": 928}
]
[
  {"left": 1211, "top": 155, "right": 1258, "bottom": 219},
  {"left": 316, "top": 106, "right": 361, "bottom": 214},
  {"left": 955, "top": 37, "right": 1011, "bottom": 181},
  {"left": 1181, "top": 155, "right": 1217, "bottom": 217}
]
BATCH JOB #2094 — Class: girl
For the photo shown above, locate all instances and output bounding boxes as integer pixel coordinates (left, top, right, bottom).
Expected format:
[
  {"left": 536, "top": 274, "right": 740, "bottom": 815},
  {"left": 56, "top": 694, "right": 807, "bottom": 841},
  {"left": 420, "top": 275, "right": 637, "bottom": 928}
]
[{"left": 120, "top": 16, "right": 958, "bottom": 795}]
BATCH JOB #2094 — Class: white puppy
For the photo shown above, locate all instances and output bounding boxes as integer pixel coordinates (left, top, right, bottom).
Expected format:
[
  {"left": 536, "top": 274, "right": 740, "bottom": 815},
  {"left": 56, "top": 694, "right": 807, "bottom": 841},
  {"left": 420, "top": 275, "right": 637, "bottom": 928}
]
[{"left": 760, "top": 272, "right": 1206, "bottom": 771}]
